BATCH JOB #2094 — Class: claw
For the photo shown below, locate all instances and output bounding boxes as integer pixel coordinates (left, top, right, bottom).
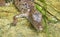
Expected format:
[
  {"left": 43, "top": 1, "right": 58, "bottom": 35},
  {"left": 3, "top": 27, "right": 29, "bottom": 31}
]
[{"left": 39, "top": 26, "right": 43, "bottom": 31}]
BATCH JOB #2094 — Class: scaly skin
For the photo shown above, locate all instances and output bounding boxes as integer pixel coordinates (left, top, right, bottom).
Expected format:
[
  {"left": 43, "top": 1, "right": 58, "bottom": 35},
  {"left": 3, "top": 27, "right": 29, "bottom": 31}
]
[{"left": 12, "top": 0, "right": 43, "bottom": 31}]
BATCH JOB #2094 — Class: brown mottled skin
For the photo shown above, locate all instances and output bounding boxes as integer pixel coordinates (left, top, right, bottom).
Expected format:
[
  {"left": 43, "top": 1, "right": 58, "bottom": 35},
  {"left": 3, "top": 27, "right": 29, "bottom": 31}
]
[{"left": 12, "top": 0, "right": 43, "bottom": 31}]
